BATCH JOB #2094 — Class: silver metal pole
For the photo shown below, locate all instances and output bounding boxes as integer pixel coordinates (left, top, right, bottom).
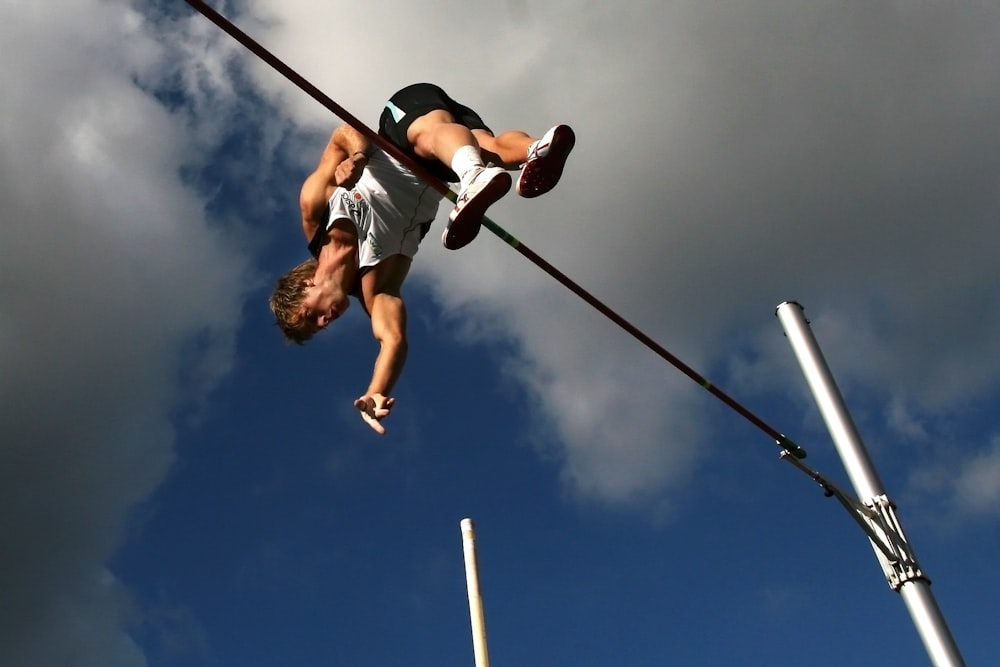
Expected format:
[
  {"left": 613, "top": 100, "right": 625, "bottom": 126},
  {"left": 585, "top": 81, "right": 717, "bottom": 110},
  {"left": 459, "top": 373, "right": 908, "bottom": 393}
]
[{"left": 775, "top": 301, "right": 965, "bottom": 667}]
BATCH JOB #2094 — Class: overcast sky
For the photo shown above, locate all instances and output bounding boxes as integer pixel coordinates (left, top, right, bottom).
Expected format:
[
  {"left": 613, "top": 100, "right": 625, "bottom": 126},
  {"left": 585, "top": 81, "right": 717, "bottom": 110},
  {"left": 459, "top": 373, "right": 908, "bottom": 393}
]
[{"left": 2, "top": 1, "right": 998, "bottom": 665}]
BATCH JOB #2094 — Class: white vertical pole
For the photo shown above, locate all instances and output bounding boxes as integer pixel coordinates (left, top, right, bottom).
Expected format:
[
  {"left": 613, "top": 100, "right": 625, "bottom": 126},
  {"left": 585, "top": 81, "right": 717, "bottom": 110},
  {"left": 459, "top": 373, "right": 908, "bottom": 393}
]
[{"left": 461, "top": 518, "right": 490, "bottom": 667}]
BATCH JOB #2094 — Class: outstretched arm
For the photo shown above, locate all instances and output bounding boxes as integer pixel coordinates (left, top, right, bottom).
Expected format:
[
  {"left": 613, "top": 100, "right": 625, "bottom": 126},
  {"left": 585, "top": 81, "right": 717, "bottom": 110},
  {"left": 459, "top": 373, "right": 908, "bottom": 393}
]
[
  {"left": 354, "top": 292, "right": 407, "bottom": 434},
  {"left": 354, "top": 255, "right": 413, "bottom": 434}
]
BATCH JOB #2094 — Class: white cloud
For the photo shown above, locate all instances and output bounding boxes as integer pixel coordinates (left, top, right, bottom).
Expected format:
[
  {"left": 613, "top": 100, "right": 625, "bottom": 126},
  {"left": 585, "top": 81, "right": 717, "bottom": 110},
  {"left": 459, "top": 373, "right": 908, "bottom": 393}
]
[
  {"left": 234, "top": 0, "right": 1000, "bottom": 508},
  {"left": 953, "top": 437, "right": 1000, "bottom": 516},
  {"left": 906, "top": 434, "right": 1000, "bottom": 524}
]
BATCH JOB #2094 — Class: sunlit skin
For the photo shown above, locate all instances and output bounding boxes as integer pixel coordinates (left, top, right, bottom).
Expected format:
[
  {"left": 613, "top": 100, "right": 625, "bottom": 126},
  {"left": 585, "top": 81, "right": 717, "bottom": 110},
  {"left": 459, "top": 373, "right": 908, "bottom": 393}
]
[
  {"left": 406, "top": 108, "right": 536, "bottom": 169},
  {"left": 298, "top": 126, "right": 408, "bottom": 434},
  {"left": 300, "top": 272, "right": 351, "bottom": 329}
]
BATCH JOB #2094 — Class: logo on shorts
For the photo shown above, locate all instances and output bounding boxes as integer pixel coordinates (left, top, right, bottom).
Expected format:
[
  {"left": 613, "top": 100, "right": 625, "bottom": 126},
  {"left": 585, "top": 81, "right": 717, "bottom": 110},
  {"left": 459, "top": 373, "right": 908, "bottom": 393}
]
[{"left": 340, "top": 190, "right": 370, "bottom": 219}]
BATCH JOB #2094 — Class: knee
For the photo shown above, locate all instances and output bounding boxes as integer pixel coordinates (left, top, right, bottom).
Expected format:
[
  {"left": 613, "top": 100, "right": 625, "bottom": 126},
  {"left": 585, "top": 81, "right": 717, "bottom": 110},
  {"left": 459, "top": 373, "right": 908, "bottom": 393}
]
[{"left": 406, "top": 109, "right": 456, "bottom": 147}]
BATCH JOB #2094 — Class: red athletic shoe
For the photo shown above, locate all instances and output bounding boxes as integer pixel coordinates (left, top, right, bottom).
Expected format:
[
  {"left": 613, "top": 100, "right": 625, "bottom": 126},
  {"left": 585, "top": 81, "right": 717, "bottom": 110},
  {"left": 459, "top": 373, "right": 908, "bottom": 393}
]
[
  {"left": 443, "top": 167, "right": 512, "bottom": 250},
  {"left": 516, "top": 125, "right": 576, "bottom": 198}
]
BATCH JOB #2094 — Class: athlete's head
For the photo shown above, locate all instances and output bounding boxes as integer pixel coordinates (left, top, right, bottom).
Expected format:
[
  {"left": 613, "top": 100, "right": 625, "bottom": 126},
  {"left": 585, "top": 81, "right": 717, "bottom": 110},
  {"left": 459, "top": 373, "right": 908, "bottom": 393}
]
[
  {"left": 270, "top": 258, "right": 350, "bottom": 344},
  {"left": 270, "top": 259, "right": 320, "bottom": 344}
]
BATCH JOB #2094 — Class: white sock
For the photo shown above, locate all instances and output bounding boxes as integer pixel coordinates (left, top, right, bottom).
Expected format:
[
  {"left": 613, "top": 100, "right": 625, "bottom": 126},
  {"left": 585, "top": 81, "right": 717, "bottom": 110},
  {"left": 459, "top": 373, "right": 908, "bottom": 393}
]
[{"left": 451, "top": 145, "right": 484, "bottom": 185}]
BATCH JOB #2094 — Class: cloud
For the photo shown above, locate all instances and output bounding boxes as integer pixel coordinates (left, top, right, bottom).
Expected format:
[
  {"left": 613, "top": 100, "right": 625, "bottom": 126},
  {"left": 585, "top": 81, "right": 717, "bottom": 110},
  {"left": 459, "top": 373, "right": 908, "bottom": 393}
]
[
  {"left": 952, "top": 437, "right": 1000, "bottom": 516},
  {"left": 0, "top": 2, "right": 258, "bottom": 665},
  {"left": 421, "top": 3, "right": 1000, "bottom": 505},
  {"left": 4, "top": 1, "right": 999, "bottom": 663},
  {"left": 906, "top": 433, "right": 1000, "bottom": 526},
  {"left": 229, "top": 1, "right": 1000, "bottom": 507}
]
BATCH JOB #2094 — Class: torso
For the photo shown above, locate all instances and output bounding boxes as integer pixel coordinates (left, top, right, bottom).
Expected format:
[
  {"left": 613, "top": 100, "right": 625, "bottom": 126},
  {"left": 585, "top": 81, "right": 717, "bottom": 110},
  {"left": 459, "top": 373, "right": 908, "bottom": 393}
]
[{"left": 319, "top": 149, "right": 443, "bottom": 269}]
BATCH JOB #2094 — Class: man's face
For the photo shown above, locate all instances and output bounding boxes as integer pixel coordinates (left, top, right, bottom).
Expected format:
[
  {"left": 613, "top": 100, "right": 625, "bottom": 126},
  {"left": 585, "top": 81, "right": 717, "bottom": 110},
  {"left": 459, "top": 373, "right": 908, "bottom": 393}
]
[{"left": 300, "top": 281, "right": 350, "bottom": 331}]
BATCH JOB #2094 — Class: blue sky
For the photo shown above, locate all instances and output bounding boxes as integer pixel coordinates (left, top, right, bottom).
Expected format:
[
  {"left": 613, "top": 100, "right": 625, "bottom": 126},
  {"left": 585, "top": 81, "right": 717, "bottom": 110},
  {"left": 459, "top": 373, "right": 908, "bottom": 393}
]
[{"left": 2, "top": 1, "right": 999, "bottom": 665}]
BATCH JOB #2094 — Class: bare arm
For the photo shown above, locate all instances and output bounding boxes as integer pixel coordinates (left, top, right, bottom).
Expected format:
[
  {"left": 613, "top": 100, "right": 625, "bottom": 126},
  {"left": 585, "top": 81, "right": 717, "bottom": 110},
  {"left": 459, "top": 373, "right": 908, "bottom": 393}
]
[
  {"left": 354, "top": 255, "right": 413, "bottom": 434},
  {"left": 299, "top": 125, "right": 373, "bottom": 240},
  {"left": 330, "top": 124, "right": 371, "bottom": 160},
  {"left": 368, "top": 293, "right": 408, "bottom": 394},
  {"left": 326, "top": 124, "right": 372, "bottom": 190}
]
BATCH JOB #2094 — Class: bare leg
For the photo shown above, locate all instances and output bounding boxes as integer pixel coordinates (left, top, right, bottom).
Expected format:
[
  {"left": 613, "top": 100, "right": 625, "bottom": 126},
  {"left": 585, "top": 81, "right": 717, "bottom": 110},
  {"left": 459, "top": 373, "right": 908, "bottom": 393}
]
[
  {"left": 406, "top": 110, "right": 539, "bottom": 170},
  {"left": 473, "top": 129, "right": 534, "bottom": 169},
  {"left": 406, "top": 109, "right": 481, "bottom": 166}
]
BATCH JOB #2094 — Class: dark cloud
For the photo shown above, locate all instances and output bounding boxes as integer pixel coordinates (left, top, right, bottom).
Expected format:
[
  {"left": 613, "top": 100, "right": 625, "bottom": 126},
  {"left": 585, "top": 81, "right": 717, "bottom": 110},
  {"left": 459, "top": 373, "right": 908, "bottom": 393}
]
[{"left": 0, "top": 2, "right": 255, "bottom": 665}]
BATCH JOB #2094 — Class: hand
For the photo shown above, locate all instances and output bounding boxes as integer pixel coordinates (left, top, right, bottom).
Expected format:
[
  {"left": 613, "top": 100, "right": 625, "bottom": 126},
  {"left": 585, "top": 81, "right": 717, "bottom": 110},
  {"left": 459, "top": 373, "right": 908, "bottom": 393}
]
[
  {"left": 335, "top": 154, "right": 367, "bottom": 189},
  {"left": 354, "top": 392, "right": 395, "bottom": 435}
]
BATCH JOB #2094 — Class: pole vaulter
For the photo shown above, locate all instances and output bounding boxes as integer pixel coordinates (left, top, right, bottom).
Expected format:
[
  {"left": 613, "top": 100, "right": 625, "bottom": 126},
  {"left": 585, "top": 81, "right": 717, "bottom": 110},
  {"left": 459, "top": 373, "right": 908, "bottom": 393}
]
[{"left": 183, "top": 0, "right": 807, "bottom": 460}]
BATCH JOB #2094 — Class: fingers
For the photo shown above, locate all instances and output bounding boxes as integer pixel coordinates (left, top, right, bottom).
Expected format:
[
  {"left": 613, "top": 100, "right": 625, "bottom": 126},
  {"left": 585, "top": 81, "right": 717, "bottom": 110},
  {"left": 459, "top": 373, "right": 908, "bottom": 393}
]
[
  {"left": 355, "top": 395, "right": 394, "bottom": 413},
  {"left": 362, "top": 412, "right": 387, "bottom": 435},
  {"left": 355, "top": 394, "right": 395, "bottom": 435},
  {"left": 335, "top": 158, "right": 366, "bottom": 188}
]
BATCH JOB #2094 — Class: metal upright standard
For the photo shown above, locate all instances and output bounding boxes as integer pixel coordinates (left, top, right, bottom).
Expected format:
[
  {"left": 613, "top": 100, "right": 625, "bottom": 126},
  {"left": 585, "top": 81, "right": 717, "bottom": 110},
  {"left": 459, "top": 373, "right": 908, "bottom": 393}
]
[
  {"left": 461, "top": 519, "right": 491, "bottom": 667},
  {"left": 775, "top": 301, "right": 965, "bottom": 667}
]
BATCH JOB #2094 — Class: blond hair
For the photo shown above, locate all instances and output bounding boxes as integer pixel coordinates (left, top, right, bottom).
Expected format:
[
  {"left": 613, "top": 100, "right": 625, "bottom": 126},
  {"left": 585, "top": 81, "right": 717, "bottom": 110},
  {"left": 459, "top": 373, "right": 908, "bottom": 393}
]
[{"left": 269, "top": 258, "right": 321, "bottom": 345}]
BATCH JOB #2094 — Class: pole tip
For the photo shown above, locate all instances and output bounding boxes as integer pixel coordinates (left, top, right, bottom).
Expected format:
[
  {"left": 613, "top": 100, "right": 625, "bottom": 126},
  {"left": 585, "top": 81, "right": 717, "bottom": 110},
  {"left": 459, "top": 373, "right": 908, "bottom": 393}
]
[
  {"left": 461, "top": 518, "right": 474, "bottom": 531},
  {"left": 775, "top": 300, "right": 803, "bottom": 316}
]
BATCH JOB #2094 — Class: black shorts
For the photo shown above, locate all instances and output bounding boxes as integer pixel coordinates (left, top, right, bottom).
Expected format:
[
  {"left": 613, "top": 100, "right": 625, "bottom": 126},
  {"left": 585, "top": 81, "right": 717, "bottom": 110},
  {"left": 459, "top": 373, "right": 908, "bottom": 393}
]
[{"left": 378, "top": 83, "right": 493, "bottom": 182}]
